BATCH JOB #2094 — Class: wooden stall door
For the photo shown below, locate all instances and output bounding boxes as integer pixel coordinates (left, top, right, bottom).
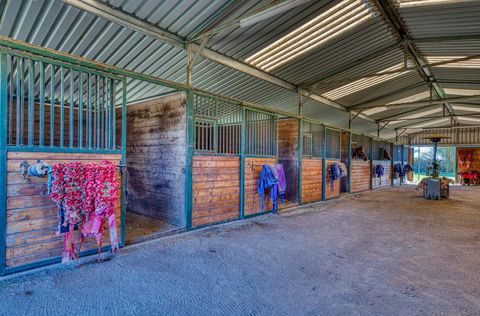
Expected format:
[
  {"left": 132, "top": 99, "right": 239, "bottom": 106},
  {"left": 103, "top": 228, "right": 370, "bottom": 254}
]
[
  {"left": 5, "top": 152, "right": 122, "bottom": 269},
  {"left": 372, "top": 160, "right": 392, "bottom": 189},
  {"left": 325, "top": 160, "right": 341, "bottom": 199},
  {"left": 244, "top": 157, "right": 277, "bottom": 216},
  {"left": 301, "top": 159, "right": 323, "bottom": 204},
  {"left": 350, "top": 160, "right": 371, "bottom": 193}
]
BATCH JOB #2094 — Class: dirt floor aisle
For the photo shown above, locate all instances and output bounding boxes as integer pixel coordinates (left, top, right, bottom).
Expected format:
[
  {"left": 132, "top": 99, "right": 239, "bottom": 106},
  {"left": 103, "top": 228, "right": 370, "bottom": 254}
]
[{"left": 1, "top": 185, "right": 480, "bottom": 315}]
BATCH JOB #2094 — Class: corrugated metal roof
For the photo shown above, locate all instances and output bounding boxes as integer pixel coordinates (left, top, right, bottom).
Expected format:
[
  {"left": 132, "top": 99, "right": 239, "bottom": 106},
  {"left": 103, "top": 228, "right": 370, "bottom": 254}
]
[{"left": 0, "top": 0, "right": 479, "bottom": 140}]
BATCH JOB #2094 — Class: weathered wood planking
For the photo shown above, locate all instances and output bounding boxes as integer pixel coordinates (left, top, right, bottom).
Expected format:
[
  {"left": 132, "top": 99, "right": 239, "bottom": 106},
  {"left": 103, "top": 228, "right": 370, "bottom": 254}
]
[
  {"left": 5, "top": 151, "right": 122, "bottom": 268},
  {"left": 301, "top": 158, "right": 322, "bottom": 204},
  {"left": 278, "top": 118, "right": 299, "bottom": 204},
  {"left": 372, "top": 160, "right": 392, "bottom": 189},
  {"left": 244, "top": 157, "right": 277, "bottom": 216},
  {"left": 192, "top": 155, "right": 240, "bottom": 227},
  {"left": 123, "top": 93, "right": 186, "bottom": 226},
  {"left": 350, "top": 160, "right": 371, "bottom": 193},
  {"left": 325, "top": 160, "right": 341, "bottom": 199}
]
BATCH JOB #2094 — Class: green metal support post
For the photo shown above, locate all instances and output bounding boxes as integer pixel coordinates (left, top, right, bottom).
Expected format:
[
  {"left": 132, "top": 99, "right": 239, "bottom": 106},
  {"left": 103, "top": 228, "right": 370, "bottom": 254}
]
[
  {"left": 184, "top": 90, "right": 194, "bottom": 229},
  {"left": 120, "top": 79, "right": 127, "bottom": 247},
  {"left": 347, "top": 132, "right": 352, "bottom": 193},
  {"left": 240, "top": 107, "right": 246, "bottom": 219},
  {"left": 0, "top": 53, "right": 8, "bottom": 275}
]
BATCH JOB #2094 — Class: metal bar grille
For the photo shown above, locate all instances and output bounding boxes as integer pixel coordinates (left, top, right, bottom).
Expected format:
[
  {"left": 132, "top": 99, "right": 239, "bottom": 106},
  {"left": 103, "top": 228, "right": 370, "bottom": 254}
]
[
  {"left": 325, "top": 128, "right": 341, "bottom": 159},
  {"left": 4, "top": 51, "right": 123, "bottom": 151}
]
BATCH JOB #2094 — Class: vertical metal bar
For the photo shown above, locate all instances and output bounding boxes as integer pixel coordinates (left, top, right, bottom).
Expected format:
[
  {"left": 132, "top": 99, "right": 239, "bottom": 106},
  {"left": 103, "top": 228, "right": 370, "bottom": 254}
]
[
  {"left": 27, "top": 59, "right": 34, "bottom": 146},
  {"left": 111, "top": 79, "right": 115, "bottom": 150},
  {"left": 105, "top": 77, "right": 110, "bottom": 149},
  {"left": 7, "top": 56, "right": 12, "bottom": 145},
  {"left": 0, "top": 53, "right": 8, "bottom": 276},
  {"left": 87, "top": 73, "right": 92, "bottom": 149},
  {"left": 39, "top": 62, "right": 45, "bottom": 147},
  {"left": 185, "top": 89, "right": 194, "bottom": 229},
  {"left": 50, "top": 65, "right": 54, "bottom": 147},
  {"left": 60, "top": 67, "right": 65, "bottom": 147},
  {"left": 322, "top": 125, "right": 327, "bottom": 201},
  {"left": 240, "top": 107, "right": 246, "bottom": 219},
  {"left": 18, "top": 58, "right": 24, "bottom": 145},
  {"left": 69, "top": 70, "right": 74, "bottom": 148},
  {"left": 120, "top": 79, "right": 127, "bottom": 246},
  {"left": 102, "top": 77, "right": 106, "bottom": 149},
  {"left": 78, "top": 72, "right": 83, "bottom": 149}
]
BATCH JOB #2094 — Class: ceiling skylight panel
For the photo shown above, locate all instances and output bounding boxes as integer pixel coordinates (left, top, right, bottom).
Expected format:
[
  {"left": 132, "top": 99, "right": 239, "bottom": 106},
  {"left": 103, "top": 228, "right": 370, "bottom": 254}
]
[
  {"left": 363, "top": 106, "right": 388, "bottom": 115},
  {"left": 401, "top": 108, "right": 443, "bottom": 119},
  {"left": 444, "top": 88, "right": 480, "bottom": 96},
  {"left": 245, "top": 0, "right": 376, "bottom": 71},
  {"left": 427, "top": 56, "right": 480, "bottom": 69},
  {"left": 386, "top": 91, "right": 430, "bottom": 104},
  {"left": 323, "top": 64, "right": 409, "bottom": 100},
  {"left": 407, "top": 117, "right": 449, "bottom": 128},
  {"left": 453, "top": 105, "right": 480, "bottom": 112},
  {"left": 458, "top": 116, "right": 480, "bottom": 123}
]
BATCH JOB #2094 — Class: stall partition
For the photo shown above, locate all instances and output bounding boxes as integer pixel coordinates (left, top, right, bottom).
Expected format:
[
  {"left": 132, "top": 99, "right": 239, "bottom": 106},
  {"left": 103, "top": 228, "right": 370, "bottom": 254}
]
[
  {"left": 350, "top": 134, "right": 372, "bottom": 193},
  {"left": 372, "top": 140, "right": 392, "bottom": 189},
  {"left": 325, "top": 128, "right": 342, "bottom": 199},
  {"left": 300, "top": 121, "right": 324, "bottom": 204},
  {"left": 0, "top": 50, "right": 126, "bottom": 274}
]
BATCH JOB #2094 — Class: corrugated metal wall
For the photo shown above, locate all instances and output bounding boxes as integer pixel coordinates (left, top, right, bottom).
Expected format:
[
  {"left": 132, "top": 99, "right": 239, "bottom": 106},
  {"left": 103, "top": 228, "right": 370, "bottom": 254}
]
[{"left": 408, "top": 128, "right": 480, "bottom": 146}]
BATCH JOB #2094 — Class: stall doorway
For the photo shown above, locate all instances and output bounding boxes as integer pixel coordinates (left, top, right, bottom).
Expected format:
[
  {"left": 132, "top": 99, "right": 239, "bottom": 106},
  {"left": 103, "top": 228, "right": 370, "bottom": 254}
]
[{"left": 122, "top": 92, "right": 187, "bottom": 244}]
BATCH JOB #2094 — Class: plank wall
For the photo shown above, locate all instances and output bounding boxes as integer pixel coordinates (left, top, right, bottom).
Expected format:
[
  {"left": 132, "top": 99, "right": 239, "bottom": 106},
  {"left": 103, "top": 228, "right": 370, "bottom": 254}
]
[
  {"left": 123, "top": 93, "right": 186, "bottom": 226},
  {"left": 372, "top": 160, "right": 392, "bottom": 189},
  {"left": 5, "top": 152, "right": 122, "bottom": 268},
  {"left": 301, "top": 158, "right": 322, "bottom": 203},
  {"left": 192, "top": 156, "right": 240, "bottom": 227},
  {"left": 325, "top": 159, "right": 341, "bottom": 199},
  {"left": 350, "top": 160, "right": 371, "bottom": 193},
  {"left": 278, "top": 118, "right": 298, "bottom": 203},
  {"left": 244, "top": 157, "right": 277, "bottom": 216}
]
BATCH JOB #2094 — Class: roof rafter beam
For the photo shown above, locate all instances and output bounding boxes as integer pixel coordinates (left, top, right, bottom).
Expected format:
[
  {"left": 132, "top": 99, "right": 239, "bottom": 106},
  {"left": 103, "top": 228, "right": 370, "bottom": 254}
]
[{"left": 62, "top": 0, "right": 376, "bottom": 121}]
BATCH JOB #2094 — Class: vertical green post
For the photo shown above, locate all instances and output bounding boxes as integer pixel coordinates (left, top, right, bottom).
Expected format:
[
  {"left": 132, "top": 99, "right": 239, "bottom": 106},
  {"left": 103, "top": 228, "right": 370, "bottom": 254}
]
[
  {"left": 184, "top": 90, "right": 194, "bottom": 230},
  {"left": 0, "top": 53, "right": 8, "bottom": 275},
  {"left": 39, "top": 62, "right": 45, "bottom": 147},
  {"left": 120, "top": 79, "right": 127, "bottom": 247},
  {"left": 322, "top": 125, "right": 327, "bottom": 201},
  {"left": 240, "top": 107, "right": 246, "bottom": 219},
  {"left": 298, "top": 119, "right": 303, "bottom": 205}
]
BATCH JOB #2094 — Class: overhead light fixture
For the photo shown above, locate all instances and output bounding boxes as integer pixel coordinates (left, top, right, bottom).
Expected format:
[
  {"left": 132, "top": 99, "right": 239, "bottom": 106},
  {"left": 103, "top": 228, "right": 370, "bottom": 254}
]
[
  {"left": 245, "top": 0, "right": 376, "bottom": 71},
  {"left": 323, "top": 63, "right": 411, "bottom": 100},
  {"left": 398, "top": 0, "right": 478, "bottom": 8},
  {"left": 427, "top": 56, "right": 480, "bottom": 69}
]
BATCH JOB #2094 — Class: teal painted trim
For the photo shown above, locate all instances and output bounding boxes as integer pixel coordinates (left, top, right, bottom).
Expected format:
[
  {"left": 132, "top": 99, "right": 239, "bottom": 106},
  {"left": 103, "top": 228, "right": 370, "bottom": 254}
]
[
  {"left": 39, "top": 62, "right": 45, "bottom": 147},
  {"left": 0, "top": 46, "right": 123, "bottom": 82},
  {"left": 322, "top": 126, "right": 327, "bottom": 201},
  {"left": 3, "top": 245, "right": 115, "bottom": 276},
  {"left": 7, "top": 146, "right": 121, "bottom": 154},
  {"left": 0, "top": 53, "right": 8, "bottom": 275},
  {"left": 191, "top": 215, "right": 241, "bottom": 230},
  {"left": 120, "top": 80, "right": 127, "bottom": 247},
  {"left": 27, "top": 59, "right": 34, "bottom": 146},
  {"left": 298, "top": 119, "right": 303, "bottom": 205},
  {"left": 240, "top": 107, "right": 246, "bottom": 219},
  {"left": 185, "top": 90, "right": 194, "bottom": 230}
]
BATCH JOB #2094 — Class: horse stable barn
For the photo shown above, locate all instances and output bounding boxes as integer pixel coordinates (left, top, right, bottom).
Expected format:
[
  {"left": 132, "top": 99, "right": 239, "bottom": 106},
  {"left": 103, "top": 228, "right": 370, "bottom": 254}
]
[{"left": 0, "top": 0, "right": 480, "bottom": 308}]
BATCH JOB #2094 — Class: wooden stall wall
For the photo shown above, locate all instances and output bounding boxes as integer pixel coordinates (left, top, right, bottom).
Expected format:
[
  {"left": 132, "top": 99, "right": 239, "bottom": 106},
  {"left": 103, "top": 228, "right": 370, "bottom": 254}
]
[
  {"left": 372, "top": 160, "right": 392, "bottom": 189},
  {"left": 301, "top": 159, "right": 322, "bottom": 203},
  {"left": 325, "top": 160, "right": 341, "bottom": 199},
  {"left": 192, "top": 156, "right": 240, "bottom": 227},
  {"left": 277, "top": 119, "right": 298, "bottom": 205},
  {"left": 5, "top": 152, "right": 122, "bottom": 269},
  {"left": 244, "top": 157, "right": 277, "bottom": 216},
  {"left": 123, "top": 93, "right": 186, "bottom": 226},
  {"left": 350, "top": 160, "right": 371, "bottom": 193}
]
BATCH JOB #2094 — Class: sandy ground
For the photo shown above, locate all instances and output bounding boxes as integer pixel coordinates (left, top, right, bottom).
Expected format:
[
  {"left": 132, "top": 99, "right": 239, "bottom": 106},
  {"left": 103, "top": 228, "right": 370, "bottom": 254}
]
[{"left": 1, "top": 185, "right": 479, "bottom": 315}]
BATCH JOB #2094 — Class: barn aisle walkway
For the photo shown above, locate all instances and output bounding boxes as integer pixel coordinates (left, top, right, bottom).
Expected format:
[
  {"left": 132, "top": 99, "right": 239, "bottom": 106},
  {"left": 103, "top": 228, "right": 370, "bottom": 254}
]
[{"left": 1, "top": 186, "right": 479, "bottom": 315}]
